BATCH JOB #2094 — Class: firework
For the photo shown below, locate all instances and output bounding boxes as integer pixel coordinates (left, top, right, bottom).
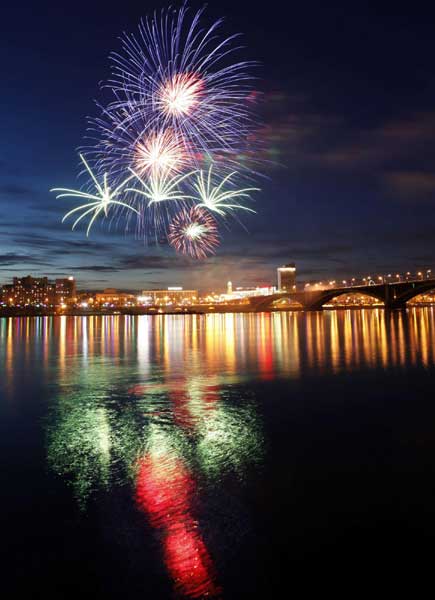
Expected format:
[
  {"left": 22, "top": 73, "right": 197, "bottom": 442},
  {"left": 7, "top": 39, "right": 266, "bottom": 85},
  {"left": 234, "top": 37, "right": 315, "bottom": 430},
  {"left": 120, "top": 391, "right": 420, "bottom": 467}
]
[
  {"left": 156, "top": 73, "right": 204, "bottom": 118},
  {"left": 55, "top": 4, "right": 261, "bottom": 255},
  {"left": 127, "top": 168, "right": 195, "bottom": 206},
  {"left": 168, "top": 206, "right": 219, "bottom": 259},
  {"left": 134, "top": 129, "right": 188, "bottom": 175},
  {"left": 51, "top": 154, "right": 139, "bottom": 236},
  {"left": 88, "top": 4, "right": 257, "bottom": 178},
  {"left": 193, "top": 165, "right": 258, "bottom": 216}
]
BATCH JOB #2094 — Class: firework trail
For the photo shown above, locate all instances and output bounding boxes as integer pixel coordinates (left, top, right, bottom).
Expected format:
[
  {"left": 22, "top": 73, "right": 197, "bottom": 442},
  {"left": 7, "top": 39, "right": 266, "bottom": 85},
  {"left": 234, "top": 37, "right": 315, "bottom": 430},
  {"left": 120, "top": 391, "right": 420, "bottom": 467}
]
[
  {"left": 193, "top": 164, "right": 258, "bottom": 217},
  {"left": 51, "top": 154, "right": 139, "bottom": 236},
  {"left": 168, "top": 206, "right": 219, "bottom": 259}
]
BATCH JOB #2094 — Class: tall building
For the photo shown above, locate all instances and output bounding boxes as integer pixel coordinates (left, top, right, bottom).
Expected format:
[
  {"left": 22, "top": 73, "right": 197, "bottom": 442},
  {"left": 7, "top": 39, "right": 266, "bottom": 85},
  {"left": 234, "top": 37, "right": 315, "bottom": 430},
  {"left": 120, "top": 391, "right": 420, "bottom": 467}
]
[
  {"left": 1, "top": 275, "right": 78, "bottom": 307},
  {"left": 277, "top": 263, "right": 296, "bottom": 291},
  {"left": 12, "top": 276, "right": 55, "bottom": 305},
  {"left": 227, "top": 281, "right": 233, "bottom": 294},
  {"left": 55, "top": 277, "right": 77, "bottom": 304}
]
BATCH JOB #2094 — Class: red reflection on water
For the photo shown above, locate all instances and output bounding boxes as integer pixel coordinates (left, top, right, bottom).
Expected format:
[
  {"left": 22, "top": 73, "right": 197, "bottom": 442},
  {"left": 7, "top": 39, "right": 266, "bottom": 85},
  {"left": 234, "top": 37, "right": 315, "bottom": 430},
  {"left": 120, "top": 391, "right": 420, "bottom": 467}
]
[
  {"left": 136, "top": 455, "right": 220, "bottom": 598},
  {"left": 136, "top": 455, "right": 193, "bottom": 527},
  {"left": 164, "top": 520, "right": 218, "bottom": 599}
]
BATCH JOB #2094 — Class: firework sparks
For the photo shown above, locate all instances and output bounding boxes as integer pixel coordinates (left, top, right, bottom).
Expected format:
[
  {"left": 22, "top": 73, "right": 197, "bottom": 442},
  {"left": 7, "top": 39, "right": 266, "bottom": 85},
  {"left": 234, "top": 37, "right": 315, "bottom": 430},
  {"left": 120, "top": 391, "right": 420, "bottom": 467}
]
[
  {"left": 127, "top": 168, "right": 195, "bottom": 206},
  {"left": 168, "top": 206, "right": 219, "bottom": 259},
  {"left": 135, "top": 129, "right": 187, "bottom": 175},
  {"left": 157, "top": 73, "right": 203, "bottom": 118},
  {"left": 89, "top": 4, "right": 258, "bottom": 178},
  {"left": 193, "top": 165, "right": 258, "bottom": 216},
  {"left": 51, "top": 154, "right": 139, "bottom": 236}
]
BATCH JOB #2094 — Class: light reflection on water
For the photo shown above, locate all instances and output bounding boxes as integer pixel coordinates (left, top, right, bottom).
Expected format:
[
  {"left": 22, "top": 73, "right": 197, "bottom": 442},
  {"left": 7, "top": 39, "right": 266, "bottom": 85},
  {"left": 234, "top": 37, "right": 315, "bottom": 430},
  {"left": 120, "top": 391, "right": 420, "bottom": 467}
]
[
  {"left": 2, "top": 308, "right": 435, "bottom": 597},
  {"left": 3, "top": 309, "right": 435, "bottom": 390}
]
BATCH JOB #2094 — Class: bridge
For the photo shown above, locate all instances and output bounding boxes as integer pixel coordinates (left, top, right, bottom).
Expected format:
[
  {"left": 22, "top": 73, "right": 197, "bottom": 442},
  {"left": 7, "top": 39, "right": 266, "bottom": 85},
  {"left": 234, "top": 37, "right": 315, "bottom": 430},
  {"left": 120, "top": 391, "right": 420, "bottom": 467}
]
[{"left": 249, "top": 278, "right": 435, "bottom": 311}]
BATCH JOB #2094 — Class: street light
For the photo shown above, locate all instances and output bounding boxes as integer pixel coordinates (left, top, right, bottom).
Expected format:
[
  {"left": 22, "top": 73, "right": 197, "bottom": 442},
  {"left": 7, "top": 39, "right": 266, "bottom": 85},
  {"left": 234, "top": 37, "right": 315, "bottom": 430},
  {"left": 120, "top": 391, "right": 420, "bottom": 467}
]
[
  {"left": 427, "top": 269, "right": 432, "bottom": 279},
  {"left": 418, "top": 271, "right": 423, "bottom": 280}
]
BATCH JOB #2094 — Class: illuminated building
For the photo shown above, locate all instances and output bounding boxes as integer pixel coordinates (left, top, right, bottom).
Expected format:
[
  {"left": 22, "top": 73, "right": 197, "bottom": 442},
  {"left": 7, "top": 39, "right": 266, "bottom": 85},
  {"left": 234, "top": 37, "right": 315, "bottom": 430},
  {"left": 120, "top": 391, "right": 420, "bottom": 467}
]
[
  {"left": 277, "top": 263, "right": 296, "bottom": 291},
  {"left": 55, "top": 277, "right": 77, "bottom": 304},
  {"left": 95, "top": 289, "right": 136, "bottom": 307},
  {"left": 231, "top": 286, "right": 275, "bottom": 299},
  {"left": 0, "top": 275, "right": 79, "bottom": 307},
  {"left": 0, "top": 284, "right": 14, "bottom": 305},
  {"left": 11, "top": 276, "right": 55, "bottom": 306},
  {"left": 215, "top": 285, "right": 276, "bottom": 303},
  {"left": 141, "top": 287, "right": 198, "bottom": 305}
]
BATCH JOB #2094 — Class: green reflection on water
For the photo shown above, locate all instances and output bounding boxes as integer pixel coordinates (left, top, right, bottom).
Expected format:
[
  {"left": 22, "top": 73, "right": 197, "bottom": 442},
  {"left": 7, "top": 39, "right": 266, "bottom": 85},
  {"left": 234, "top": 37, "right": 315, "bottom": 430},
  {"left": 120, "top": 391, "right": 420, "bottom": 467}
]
[
  {"left": 47, "top": 401, "right": 112, "bottom": 505},
  {"left": 47, "top": 373, "right": 263, "bottom": 507}
]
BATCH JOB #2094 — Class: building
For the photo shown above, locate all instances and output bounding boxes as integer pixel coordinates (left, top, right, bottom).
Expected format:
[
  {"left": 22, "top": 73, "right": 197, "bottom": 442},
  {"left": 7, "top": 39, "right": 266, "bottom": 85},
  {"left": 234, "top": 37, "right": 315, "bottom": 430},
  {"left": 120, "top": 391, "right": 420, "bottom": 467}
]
[
  {"left": 277, "top": 263, "right": 296, "bottom": 291},
  {"left": 12, "top": 276, "right": 55, "bottom": 306},
  {"left": 140, "top": 287, "right": 198, "bottom": 305},
  {"left": 0, "top": 284, "right": 14, "bottom": 305},
  {"left": 95, "top": 289, "right": 136, "bottom": 307},
  {"left": 55, "top": 277, "right": 77, "bottom": 304},
  {"left": 212, "top": 285, "right": 276, "bottom": 303}
]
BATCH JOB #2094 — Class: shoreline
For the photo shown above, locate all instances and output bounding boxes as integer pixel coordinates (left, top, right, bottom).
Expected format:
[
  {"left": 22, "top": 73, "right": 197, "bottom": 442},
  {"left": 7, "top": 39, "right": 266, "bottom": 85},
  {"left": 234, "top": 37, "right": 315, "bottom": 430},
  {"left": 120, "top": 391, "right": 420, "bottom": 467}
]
[{"left": 0, "top": 304, "right": 434, "bottom": 318}]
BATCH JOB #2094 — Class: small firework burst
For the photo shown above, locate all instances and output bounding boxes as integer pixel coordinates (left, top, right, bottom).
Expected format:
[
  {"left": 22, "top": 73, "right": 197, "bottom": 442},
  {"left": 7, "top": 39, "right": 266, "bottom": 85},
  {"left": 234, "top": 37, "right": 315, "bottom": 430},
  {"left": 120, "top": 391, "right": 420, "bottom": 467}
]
[
  {"left": 135, "top": 129, "right": 188, "bottom": 175},
  {"left": 157, "top": 73, "right": 204, "bottom": 118},
  {"left": 168, "top": 206, "right": 219, "bottom": 259},
  {"left": 193, "top": 165, "right": 258, "bottom": 216},
  {"left": 51, "top": 154, "right": 139, "bottom": 236}
]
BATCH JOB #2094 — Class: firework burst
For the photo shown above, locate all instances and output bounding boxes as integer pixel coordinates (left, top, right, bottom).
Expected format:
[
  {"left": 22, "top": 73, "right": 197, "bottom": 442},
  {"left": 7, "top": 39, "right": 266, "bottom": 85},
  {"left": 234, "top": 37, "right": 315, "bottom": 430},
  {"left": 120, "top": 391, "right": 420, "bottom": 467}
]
[
  {"left": 193, "top": 165, "right": 258, "bottom": 216},
  {"left": 157, "top": 73, "right": 204, "bottom": 118},
  {"left": 88, "top": 3, "right": 257, "bottom": 177},
  {"left": 51, "top": 155, "right": 139, "bottom": 236},
  {"left": 168, "top": 206, "right": 219, "bottom": 259},
  {"left": 134, "top": 129, "right": 188, "bottom": 176}
]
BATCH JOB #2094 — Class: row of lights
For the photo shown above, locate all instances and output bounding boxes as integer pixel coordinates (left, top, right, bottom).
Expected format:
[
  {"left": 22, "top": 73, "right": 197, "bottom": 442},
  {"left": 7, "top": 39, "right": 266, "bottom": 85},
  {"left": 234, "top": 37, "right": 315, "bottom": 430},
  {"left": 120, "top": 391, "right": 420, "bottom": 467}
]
[{"left": 304, "top": 270, "right": 432, "bottom": 290}]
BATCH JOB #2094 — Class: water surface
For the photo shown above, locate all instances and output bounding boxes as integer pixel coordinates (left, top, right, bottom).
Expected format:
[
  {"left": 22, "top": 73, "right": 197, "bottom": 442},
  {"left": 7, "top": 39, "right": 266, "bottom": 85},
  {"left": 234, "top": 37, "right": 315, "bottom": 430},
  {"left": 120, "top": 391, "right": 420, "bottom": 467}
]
[{"left": 2, "top": 309, "right": 435, "bottom": 597}]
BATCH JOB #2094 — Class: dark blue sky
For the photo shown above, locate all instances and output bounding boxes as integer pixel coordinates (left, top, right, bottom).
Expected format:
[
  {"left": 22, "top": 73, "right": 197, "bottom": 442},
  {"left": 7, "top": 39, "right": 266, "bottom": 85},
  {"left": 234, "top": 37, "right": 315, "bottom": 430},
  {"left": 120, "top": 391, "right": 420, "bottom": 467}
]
[{"left": 2, "top": 1, "right": 435, "bottom": 291}]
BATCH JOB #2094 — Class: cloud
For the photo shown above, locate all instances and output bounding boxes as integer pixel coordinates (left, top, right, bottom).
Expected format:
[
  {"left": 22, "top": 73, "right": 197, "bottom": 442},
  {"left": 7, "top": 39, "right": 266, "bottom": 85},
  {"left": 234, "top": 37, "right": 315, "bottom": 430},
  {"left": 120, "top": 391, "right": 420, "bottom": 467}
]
[
  {"left": 262, "top": 99, "right": 435, "bottom": 195},
  {"left": 67, "top": 265, "right": 120, "bottom": 272},
  {"left": 10, "top": 233, "right": 114, "bottom": 254},
  {"left": 0, "top": 252, "right": 52, "bottom": 266},
  {"left": 119, "top": 254, "right": 197, "bottom": 270},
  {"left": 384, "top": 171, "right": 435, "bottom": 201}
]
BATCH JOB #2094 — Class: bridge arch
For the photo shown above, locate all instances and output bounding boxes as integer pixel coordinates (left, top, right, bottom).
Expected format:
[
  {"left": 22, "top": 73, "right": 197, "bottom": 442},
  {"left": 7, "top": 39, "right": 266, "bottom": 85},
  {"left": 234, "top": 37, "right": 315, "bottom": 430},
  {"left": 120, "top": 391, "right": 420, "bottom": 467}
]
[
  {"left": 319, "top": 290, "right": 385, "bottom": 309},
  {"left": 305, "top": 288, "right": 386, "bottom": 311},
  {"left": 269, "top": 296, "right": 304, "bottom": 309},
  {"left": 391, "top": 281, "right": 435, "bottom": 307},
  {"left": 250, "top": 294, "right": 304, "bottom": 311}
]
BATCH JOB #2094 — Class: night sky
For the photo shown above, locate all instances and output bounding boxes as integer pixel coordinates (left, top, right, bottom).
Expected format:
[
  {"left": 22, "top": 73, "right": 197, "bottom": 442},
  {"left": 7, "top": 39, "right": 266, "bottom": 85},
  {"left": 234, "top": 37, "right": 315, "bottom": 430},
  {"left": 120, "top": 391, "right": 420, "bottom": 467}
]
[{"left": 2, "top": 1, "right": 435, "bottom": 292}]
